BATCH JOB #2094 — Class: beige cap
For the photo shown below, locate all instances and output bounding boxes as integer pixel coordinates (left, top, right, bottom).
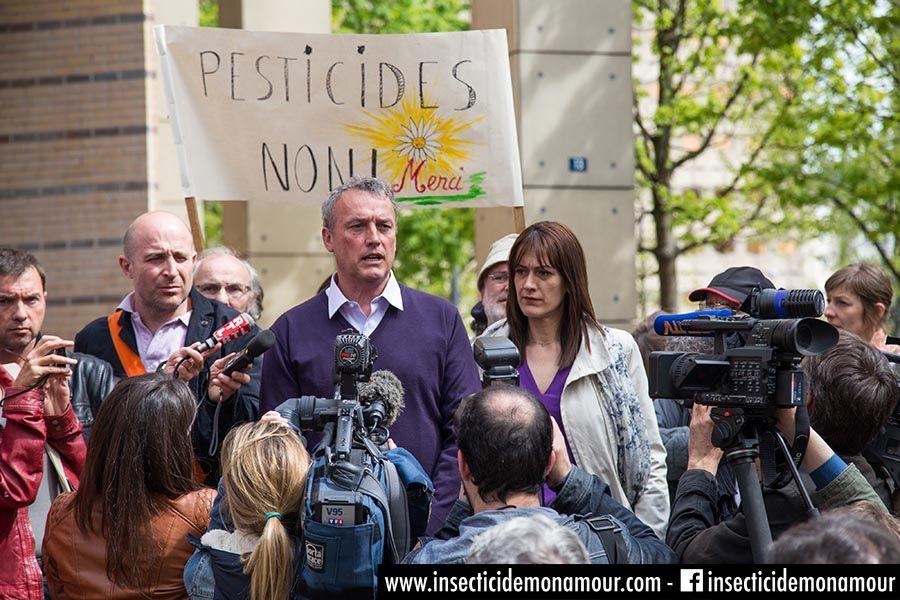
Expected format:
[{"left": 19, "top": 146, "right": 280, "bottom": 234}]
[{"left": 477, "top": 233, "right": 518, "bottom": 291}]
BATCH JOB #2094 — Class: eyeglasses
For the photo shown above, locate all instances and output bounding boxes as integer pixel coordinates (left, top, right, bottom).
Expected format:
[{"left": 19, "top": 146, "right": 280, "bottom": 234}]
[
  {"left": 197, "top": 283, "right": 250, "bottom": 299},
  {"left": 486, "top": 271, "right": 509, "bottom": 284}
]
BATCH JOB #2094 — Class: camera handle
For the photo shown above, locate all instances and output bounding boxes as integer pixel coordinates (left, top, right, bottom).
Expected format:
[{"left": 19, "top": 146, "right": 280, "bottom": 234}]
[{"left": 710, "top": 408, "right": 774, "bottom": 563}]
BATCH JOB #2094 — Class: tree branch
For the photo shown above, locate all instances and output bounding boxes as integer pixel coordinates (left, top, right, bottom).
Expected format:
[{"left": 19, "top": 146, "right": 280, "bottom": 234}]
[
  {"left": 828, "top": 194, "right": 900, "bottom": 285},
  {"left": 669, "top": 52, "right": 760, "bottom": 171}
]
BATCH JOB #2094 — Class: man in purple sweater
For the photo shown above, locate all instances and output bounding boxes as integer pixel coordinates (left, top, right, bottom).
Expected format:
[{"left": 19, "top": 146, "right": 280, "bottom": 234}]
[{"left": 259, "top": 176, "right": 481, "bottom": 534}]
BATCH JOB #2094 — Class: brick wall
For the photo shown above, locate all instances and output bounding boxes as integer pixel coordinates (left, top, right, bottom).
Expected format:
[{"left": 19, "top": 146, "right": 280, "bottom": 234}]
[{"left": 0, "top": 0, "right": 149, "bottom": 338}]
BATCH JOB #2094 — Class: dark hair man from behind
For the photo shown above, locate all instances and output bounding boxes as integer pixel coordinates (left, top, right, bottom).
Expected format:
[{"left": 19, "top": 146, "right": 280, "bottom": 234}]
[
  {"left": 404, "top": 385, "right": 675, "bottom": 564},
  {"left": 457, "top": 384, "right": 553, "bottom": 503},
  {"left": 803, "top": 330, "right": 899, "bottom": 512},
  {"left": 769, "top": 511, "right": 900, "bottom": 564},
  {"left": 42, "top": 373, "right": 215, "bottom": 597}
]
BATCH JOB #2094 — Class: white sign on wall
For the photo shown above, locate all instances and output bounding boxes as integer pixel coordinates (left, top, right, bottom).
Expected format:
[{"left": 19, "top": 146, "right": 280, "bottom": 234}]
[{"left": 154, "top": 26, "right": 523, "bottom": 208}]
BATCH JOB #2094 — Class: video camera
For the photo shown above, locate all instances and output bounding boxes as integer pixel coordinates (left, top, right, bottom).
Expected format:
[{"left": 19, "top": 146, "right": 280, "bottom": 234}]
[
  {"left": 649, "top": 287, "right": 838, "bottom": 408},
  {"left": 277, "top": 330, "right": 417, "bottom": 592}
]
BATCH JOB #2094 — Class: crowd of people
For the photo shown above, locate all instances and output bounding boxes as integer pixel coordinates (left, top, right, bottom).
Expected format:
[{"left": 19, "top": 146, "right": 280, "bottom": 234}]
[{"left": 1, "top": 176, "right": 898, "bottom": 599}]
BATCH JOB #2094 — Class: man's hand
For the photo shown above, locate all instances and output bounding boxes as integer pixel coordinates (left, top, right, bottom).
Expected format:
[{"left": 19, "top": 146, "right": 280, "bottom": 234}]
[
  {"left": 12, "top": 336, "right": 76, "bottom": 388},
  {"left": 687, "top": 404, "right": 724, "bottom": 475},
  {"left": 208, "top": 352, "right": 251, "bottom": 403},
  {"left": 43, "top": 373, "right": 71, "bottom": 416},
  {"left": 547, "top": 417, "right": 573, "bottom": 487},
  {"left": 162, "top": 342, "right": 220, "bottom": 381},
  {"left": 771, "top": 407, "right": 797, "bottom": 442}
]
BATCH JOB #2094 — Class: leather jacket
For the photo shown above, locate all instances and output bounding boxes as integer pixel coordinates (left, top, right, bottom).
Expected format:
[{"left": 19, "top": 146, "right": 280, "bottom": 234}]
[
  {"left": 66, "top": 350, "right": 117, "bottom": 440},
  {"left": 43, "top": 488, "right": 216, "bottom": 599},
  {"left": 0, "top": 366, "right": 86, "bottom": 600}
]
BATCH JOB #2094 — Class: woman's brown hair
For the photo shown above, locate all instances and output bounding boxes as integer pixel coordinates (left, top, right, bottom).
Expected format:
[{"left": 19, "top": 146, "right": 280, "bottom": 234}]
[
  {"left": 506, "top": 221, "right": 601, "bottom": 368},
  {"left": 74, "top": 373, "right": 199, "bottom": 589},
  {"left": 825, "top": 263, "right": 893, "bottom": 331},
  {"left": 221, "top": 419, "right": 311, "bottom": 600}
]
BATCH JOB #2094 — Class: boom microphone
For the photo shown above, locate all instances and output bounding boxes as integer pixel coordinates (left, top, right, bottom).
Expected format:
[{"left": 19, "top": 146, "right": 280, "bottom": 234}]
[
  {"left": 359, "top": 370, "right": 405, "bottom": 428},
  {"left": 221, "top": 329, "right": 276, "bottom": 377},
  {"left": 653, "top": 309, "right": 733, "bottom": 336},
  {"left": 196, "top": 312, "right": 255, "bottom": 353}
]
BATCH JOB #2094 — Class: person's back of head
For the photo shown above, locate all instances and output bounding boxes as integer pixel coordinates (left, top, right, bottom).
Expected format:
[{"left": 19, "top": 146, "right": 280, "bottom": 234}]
[
  {"left": 466, "top": 514, "right": 589, "bottom": 564},
  {"left": 456, "top": 385, "right": 553, "bottom": 504},
  {"left": 632, "top": 311, "right": 668, "bottom": 373},
  {"left": 769, "top": 510, "right": 900, "bottom": 563},
  {"left": 74, "top": 373, "right": 199, "bottom": 588},
  {"left": 221, "top": 419, "right": 312, "bottom": 600},
  {"left": 803, "top": 330, "right": 899, "bottom": 455}
]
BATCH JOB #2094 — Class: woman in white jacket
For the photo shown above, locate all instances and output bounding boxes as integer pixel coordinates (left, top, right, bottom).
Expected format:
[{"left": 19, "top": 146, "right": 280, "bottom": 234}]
[{"left": 479, "top": 221, "right": 670, "bottom": 537}]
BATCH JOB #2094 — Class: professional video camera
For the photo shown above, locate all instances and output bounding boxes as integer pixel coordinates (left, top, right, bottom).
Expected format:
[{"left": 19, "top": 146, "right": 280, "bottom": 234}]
[
  {"left": 649, "top": 288, "right": 837, "bottom": 408},
  {"left": 648, "top": 287, "right": 839, "bottom": 562},
  {"left": 277, "top": 330, "right": 419, "bottom": 593}
]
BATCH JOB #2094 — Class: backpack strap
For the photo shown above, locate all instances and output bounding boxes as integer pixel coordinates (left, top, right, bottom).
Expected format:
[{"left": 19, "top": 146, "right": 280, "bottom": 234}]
[
  {"left": 357, "top": 466, "right": 409, "bottom": 563},
  {"left": 575, "top": 514, "right": 629, "bottom": 564}
]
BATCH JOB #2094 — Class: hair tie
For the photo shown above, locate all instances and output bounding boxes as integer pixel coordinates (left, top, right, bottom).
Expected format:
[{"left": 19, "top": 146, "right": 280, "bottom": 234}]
[{"left": 264, "top": 512, "right": 282, "bottom": 522}]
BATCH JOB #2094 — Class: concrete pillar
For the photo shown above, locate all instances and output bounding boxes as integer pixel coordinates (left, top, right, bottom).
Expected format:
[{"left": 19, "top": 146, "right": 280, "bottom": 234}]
[{"left": 472, "top": 0, "right": 636, "bottom": 327}]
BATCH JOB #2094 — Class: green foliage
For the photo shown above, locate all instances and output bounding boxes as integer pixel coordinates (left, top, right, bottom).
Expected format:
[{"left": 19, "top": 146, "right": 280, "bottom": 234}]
[
  {"left": 334, "top": 0, "right": 476, "bottom": 310},
  {"left": 332, "top": 0, "right": 469, "bottom": 34},
  {"left": 634, "top": 0, "right": 898, "bottom": 312},
  {"left": 198, "top": 0, "right": 222, "bottom": 244}
]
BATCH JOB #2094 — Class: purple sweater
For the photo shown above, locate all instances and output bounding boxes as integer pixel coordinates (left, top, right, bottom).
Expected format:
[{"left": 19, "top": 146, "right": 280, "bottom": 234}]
[{"left": 260, "top": 286, "right": 481, "bottom": 534}]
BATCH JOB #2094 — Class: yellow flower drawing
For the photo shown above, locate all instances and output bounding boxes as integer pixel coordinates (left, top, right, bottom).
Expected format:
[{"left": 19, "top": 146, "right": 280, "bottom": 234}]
[
  {"left": 394, "top": 117, "right": 442, "bottom": 163},
  {"left": 345, "top": 93, "right": 483, "bottom": 183}
]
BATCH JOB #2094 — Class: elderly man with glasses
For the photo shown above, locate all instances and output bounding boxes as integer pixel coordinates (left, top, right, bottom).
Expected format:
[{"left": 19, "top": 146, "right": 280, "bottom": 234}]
[{"left": 193, "top": 247, "right": 264, "bottom": 320}]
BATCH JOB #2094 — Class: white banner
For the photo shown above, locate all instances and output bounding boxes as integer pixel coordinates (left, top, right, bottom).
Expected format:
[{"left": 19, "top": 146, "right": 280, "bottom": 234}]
[{"left": 154, "top": 26, "right": 523, "bottom": 208}]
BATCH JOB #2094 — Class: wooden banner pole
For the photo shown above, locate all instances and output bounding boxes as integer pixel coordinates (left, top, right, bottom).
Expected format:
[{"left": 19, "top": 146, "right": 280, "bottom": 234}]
[
  {"left": 185, "top": 197, "right": 205, "bottom": 252},
  {"left": 513, "top": 206, "right": 525, "bottom": 233}
]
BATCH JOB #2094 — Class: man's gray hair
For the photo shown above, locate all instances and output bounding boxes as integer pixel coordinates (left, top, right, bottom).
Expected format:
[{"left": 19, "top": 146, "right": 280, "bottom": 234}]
[
  {"left": 466, "top": 515, "right": 590, "bottom": 564},
  {"left": 193, "top": 246, "right": 264, "bottom": 320},
  {"left": 321, "top": 177, "right": 399, "bottom": 230}
]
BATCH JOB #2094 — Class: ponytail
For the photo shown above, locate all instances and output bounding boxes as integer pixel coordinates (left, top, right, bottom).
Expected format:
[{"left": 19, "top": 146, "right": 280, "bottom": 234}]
[
  {"left": 219, "top": 420, "right": 311, "bottom": 600},
  {"left": 244, "top": 515, "right": 294, "bottom": 600}
]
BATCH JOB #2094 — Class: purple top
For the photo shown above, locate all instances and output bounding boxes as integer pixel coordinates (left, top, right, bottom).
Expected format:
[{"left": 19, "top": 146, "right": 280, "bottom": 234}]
[
  {"left": 259, "top": 286, "right": 481, "bottom": 535},
  {"left": 519, "top": 361, "right": 573, "bottom": 505}
]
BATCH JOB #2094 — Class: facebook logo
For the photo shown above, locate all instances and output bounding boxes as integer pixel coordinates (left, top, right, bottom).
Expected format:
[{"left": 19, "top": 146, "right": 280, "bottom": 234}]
[{"left": 680, "top": 569, "right": 704, "bottom": 592}]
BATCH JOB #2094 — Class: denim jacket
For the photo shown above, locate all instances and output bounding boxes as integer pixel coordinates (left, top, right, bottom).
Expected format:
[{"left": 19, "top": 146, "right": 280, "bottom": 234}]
[{"left": 405, "top": 466, "right": 676, "bottom": 564}]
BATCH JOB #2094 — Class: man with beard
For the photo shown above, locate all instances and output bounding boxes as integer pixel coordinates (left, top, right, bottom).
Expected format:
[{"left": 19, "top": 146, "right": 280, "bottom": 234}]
[
  {"left": 470, "top": 234, "right": 516, "bottom": 336},
  {"left": 74, "top": 212, "right": 259, "bottom": 483}
]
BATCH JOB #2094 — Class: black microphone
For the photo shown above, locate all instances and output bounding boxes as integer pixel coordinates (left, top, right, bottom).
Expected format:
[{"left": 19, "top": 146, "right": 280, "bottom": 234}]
[
  {"left": 221, "top": 329, "right": 275, "bottom": 377},
  {"left": 359, "top": 370, "right": 405, "bottom": 428},
  {"left": 196, "top": 312, "right": 255, "bottom": 353}
]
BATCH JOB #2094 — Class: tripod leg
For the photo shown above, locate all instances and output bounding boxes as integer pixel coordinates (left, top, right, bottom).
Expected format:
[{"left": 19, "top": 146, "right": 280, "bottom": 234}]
[{"left": 729, "top": 453, "right": 774, "bottom": 563}]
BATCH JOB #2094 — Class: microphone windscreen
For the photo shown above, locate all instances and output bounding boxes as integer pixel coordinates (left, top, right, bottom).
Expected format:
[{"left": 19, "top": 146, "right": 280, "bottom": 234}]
[
  {"left": 359, "top": 370, "right": 405, "bottom": 426},
  {"left": 245, "top": 329, "right": 276, "bottom": 358}
]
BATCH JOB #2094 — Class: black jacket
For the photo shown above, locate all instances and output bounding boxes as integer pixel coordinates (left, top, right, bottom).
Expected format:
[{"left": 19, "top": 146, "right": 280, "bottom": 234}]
[
  {"left": 73, "top": 289, "right": 262, "bottom": 483},
  {"left": 67, "top": 350, "right": 117, "bottom": 440}
]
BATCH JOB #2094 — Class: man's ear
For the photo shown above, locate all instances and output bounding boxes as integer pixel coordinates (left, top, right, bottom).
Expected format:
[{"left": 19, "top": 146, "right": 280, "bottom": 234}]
[
  {"left": 458, "top": 449, "right": 471, "bottom": 482},
  {"left": 544, "top": 449, "right": 557, "bottom": 478},
  {"left": 322, "top": 227, "right": 334, "bottom": 254},
  {"left": 118, "top": 255, "right": 133, "bottom": 279}
]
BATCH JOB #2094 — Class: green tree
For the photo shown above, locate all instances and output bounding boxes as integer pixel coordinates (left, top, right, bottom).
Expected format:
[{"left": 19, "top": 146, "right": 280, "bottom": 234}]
[
  {"left": 760, "top": 0, "right": 898, "bottom": 287},
  {"left": 334, "top": 0, "right": 476, "bottom": 304},
  {"left": 634, "top": 0, "right": 825, "bottom": 311}
]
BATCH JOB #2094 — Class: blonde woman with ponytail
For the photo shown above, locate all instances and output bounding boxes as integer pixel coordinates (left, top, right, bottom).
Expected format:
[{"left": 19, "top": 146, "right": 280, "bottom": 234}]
[{"left": 184, "top": 413, "right": 311, "bottom": 600}]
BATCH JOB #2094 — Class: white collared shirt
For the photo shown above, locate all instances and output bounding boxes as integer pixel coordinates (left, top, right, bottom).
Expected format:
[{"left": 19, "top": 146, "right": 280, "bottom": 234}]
[
  {"left": 117, "top": 292, "right": 191, "bottom": 372},
  {"left": 325, "top": 272, "right": 403, "bottom": 337}
]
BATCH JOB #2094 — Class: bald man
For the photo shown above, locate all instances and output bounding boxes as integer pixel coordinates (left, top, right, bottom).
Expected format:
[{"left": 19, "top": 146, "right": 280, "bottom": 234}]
[{"left": 74, "top": 212, "right": 262, "bottom": 483}]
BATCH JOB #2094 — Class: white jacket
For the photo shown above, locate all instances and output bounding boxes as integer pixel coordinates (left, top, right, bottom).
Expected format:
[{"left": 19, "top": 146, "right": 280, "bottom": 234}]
[{"left": 481, "top": 320, "right": 670, "bottom": 538}]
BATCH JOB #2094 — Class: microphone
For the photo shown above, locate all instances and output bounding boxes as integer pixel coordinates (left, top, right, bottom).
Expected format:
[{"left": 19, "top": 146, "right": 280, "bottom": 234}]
[
  {"left": 196, "top": 312, "right": 255, "bottom": 353},
  {"left": 653, "top": 309, "right": 733, "bottom": 336},
  {"left": 221, "top": 329, "right": 276, "bottom": 377},
  {"left": 359, "top": 370, "right": 405, "bottom": 428}
]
